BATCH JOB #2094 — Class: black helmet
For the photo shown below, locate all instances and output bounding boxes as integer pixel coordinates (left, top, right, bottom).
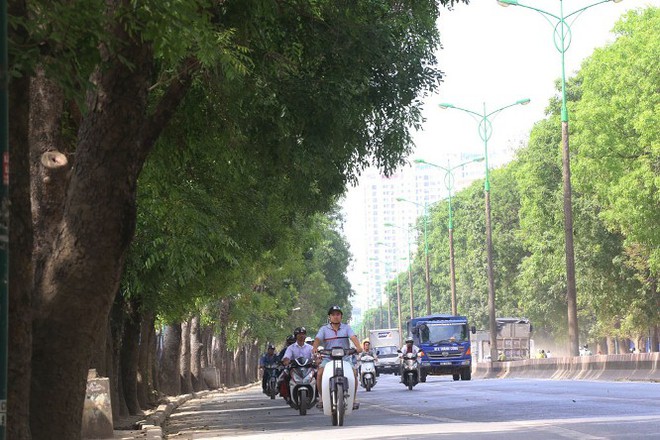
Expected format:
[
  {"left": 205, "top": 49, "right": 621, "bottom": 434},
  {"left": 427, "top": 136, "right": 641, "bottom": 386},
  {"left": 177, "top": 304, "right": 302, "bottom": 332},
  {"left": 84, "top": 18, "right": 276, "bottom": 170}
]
[
  {"left": 286, "top": 334, "right": 295, "bottom": 344},
  {"left": 294, "top": 326, "right": 307, "bottom": 336},
  {"left": 327, "top": 305, "right": 343, "bottom": 316},
  {"left": 267, "top": 343, "right": 275, "bottom": 350},
  {"left": 405, "top": 336, "right": 414, "bottom": 344}
]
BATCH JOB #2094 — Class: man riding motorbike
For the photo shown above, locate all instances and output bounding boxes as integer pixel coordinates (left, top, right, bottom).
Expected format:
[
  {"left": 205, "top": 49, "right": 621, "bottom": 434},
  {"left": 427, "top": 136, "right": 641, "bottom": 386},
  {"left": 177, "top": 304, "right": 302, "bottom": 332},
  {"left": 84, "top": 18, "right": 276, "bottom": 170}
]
[
  {"left": 312, "top": 305, "right": 362, "bottom": 410},
  {"left": 259, "top": 343, "right": 280, "bottom": 394},
  {"left": 399, "top": 336, "right": 420, "bottom": 382},
  {"left": 282, "top": 327, "right": 315, "bottom": 365},
  {"left": 358, "top": 339, "right": 378, "bottom": 377},
  {"left": 279, "top": 327, "right": 314, "bottom": 403},
  {"left": 278, "top": 334, "right": 296, "bottom": 360},
  {"left": 281, "top": 327, "right": 317, "bottom": 406}
]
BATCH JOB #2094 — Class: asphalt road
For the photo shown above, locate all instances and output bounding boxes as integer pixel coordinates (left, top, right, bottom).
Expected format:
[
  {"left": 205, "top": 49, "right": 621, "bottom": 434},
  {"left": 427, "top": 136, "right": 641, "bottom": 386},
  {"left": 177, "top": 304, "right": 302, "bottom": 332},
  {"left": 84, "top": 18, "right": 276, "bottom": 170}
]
[{"left": 163, "top": 373, "right": 660, "bottom": 439}]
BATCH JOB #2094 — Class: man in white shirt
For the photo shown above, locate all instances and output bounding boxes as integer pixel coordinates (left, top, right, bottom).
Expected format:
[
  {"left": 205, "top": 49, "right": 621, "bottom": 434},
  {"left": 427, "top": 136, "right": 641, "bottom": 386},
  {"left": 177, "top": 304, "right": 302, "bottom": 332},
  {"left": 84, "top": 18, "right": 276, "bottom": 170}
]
[
  {"left": 279, "top": 327, "right": 314, "bottom": 403},
  {"left": 282, "top": 327, "right": 314, "bottom": 365}
]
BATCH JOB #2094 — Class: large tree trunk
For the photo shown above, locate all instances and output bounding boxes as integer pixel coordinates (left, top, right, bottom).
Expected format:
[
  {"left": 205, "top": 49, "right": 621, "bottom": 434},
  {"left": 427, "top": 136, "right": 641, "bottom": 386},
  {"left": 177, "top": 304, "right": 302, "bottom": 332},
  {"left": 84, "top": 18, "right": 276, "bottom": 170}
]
[
  {"left": 190, "top": 315, "right": 205, "bottom": 391},
  {"left": 28, "top": 23, "right": 153, "bottom": 439},
  {"left": 109, "top": 294, "right": 127, "bottom": 420},
  {"left": 7, "top": 1, "right": 33, "bottom": 435},
  {"left": 218, "top": 299, "right": 231, "bottom": 386},
  {"left": 159, "top": 324, "right": 182, "bottom": 397},
  {"left": 149, "top": 324, "right": 160, "bottom": 403},
  {"left": 23, "top": 1, "right": 199, "bottom": 434},
  {"left": 120, "top": 298, "right": 142, "bottom": 415},
  {"left": 201, "top": 324, "right": 213, "bottom": 369},
  {"left": 137, "top": 312, "right": 155, "bottom": 408},
  {"left": 180, "top": 319, "right": 193, "bottom": 394}
]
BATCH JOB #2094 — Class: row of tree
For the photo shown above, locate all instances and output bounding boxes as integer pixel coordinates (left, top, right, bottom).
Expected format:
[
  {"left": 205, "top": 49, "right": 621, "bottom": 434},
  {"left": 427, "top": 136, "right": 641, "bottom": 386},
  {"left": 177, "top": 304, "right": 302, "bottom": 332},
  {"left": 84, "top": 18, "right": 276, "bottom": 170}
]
[
  {"left": 7, "top": 0, "right": 468, "bottom": 438},
  {"left": 358, "top": 8, "right": 659, "bottom": 355}
]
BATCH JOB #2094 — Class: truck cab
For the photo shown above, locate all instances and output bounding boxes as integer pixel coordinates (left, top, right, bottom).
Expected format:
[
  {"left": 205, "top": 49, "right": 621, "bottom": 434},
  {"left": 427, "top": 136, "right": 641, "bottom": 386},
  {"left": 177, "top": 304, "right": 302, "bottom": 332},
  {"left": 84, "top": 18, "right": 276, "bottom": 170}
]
[{"left": 408, "top": 315, "right": 475, "bottom": 382}]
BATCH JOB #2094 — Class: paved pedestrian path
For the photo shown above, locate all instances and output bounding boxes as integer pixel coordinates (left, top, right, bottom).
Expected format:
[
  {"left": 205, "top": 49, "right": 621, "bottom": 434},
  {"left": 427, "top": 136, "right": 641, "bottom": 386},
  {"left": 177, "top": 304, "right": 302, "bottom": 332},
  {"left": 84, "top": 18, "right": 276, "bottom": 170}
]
[{"left": 96, "top": 383, "right": 258, "bottom": 440}]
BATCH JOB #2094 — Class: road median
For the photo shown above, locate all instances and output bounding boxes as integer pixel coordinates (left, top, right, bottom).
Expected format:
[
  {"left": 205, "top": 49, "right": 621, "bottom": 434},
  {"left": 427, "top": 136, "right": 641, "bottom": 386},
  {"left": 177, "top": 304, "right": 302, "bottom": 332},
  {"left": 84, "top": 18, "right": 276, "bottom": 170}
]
[{"left": 473, "top": 352, "right": 660, "bottom": 382}]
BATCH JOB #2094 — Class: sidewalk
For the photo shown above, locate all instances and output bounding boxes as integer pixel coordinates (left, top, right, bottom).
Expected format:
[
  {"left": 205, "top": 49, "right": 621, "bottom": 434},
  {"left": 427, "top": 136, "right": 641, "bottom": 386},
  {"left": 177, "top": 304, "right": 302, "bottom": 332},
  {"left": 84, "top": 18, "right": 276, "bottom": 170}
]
[{"left": 101, "top": 383, "right": 258, "bottom": 440}]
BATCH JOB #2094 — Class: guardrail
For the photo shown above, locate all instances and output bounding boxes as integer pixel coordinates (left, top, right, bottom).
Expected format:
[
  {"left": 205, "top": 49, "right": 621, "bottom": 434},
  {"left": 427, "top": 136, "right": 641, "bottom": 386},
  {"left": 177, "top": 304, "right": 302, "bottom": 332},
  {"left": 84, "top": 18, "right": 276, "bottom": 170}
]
[{"left": 473, "top": 352, "right": 660, "bottom": 382}]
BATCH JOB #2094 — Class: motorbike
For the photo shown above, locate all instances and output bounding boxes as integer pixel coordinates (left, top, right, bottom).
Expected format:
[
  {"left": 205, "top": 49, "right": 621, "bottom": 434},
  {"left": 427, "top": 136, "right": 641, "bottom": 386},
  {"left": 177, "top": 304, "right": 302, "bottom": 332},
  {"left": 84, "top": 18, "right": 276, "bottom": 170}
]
[
  {"left": 287, "top": 356, "right": 317, "bottom": 415},
  {"left": 263, "top": 362, "right": 282, "bottom": 399},
  {"left": 401, "top": 352, "right": 420, "bottom": 391},
  {"left": 320, "top": 348, "right": 357, "bottom": 426},
  {"left": 359, "top": 354, "right": 377, "bottom": 392}
]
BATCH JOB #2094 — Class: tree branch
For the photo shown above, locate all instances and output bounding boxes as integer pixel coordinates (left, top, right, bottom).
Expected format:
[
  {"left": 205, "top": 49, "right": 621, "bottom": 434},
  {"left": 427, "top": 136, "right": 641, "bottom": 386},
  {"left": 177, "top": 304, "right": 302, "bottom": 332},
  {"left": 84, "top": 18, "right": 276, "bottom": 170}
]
[{"left": 139, "top": 57, "right": 201, "bottom": 165}]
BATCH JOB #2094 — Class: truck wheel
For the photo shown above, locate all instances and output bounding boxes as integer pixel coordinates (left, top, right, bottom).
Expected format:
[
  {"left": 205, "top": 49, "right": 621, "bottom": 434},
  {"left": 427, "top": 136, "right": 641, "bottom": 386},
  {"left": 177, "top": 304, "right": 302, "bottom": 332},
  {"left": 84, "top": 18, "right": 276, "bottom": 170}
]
[
  {"left": 461, "top": 369, "right": 472, "bottom": 381},
  {"left": 452, "top": 373, "right": 460, "bottom": 381}
]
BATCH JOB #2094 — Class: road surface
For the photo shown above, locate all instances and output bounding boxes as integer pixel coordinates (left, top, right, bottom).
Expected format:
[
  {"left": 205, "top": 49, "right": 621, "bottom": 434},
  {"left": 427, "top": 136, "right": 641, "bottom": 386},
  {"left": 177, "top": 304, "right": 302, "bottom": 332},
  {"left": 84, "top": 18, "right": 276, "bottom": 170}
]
[{"left": 164, "top": 373, "right": 660, "bottom": 439}]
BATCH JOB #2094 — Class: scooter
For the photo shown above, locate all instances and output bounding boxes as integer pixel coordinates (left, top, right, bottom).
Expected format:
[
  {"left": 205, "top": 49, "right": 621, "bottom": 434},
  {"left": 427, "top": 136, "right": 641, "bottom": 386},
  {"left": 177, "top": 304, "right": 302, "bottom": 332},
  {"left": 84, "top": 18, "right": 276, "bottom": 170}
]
[
  {"left": 359, "top": 354, "right": 377, "bottom": 392},
  {"left": 401, "top": 352, "right": 420, "bottom": 391},
  {"left": 320, "top": 348, "right": 357, "bottom": 426},
  {"left": 287, "top": 356, "right": 317, "bottom": 415},
  {"left": 263, "top": 362, "right": 282, "bottom": 399}
]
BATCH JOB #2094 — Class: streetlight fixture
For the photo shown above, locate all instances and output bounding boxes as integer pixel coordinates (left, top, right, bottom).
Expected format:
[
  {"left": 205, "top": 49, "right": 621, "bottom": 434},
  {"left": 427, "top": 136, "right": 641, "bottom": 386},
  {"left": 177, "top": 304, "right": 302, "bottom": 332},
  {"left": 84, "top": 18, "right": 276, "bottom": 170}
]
[
  {"left": 383, "top": 222, "right": 416, "bottom": 320},
  {"left": 497, "top": 0, "right": 621, "bottom": 356},
  {"left": 415, "top": 157, "right": 485, "bottom": 316},
  {"left": 439, "top": 98, "right": 529, "bottom": 363},
  {"left": 395, "top": 197, "right": 431, "bottom": 315}
]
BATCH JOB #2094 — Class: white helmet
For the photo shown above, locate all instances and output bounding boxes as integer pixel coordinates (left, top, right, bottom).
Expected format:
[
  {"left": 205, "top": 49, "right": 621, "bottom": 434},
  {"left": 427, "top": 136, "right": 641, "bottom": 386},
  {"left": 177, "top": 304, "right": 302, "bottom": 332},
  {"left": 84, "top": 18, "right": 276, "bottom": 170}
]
[{"left": 305, "top": 336, "right": 313, "bottom": 344}]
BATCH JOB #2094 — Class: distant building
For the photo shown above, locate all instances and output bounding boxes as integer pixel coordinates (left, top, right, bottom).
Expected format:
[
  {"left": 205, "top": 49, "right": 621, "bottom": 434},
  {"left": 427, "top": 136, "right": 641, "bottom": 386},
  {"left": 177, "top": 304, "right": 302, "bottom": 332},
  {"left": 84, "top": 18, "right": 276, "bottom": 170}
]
[{"left": 344, "top": 155, "right": 484, "bottom": 316}]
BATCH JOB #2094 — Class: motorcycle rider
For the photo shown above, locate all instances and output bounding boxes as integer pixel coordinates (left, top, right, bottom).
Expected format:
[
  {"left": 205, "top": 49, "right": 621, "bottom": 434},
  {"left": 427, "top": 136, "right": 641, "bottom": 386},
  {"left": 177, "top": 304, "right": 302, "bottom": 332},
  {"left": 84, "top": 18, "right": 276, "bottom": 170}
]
[
  {"left": 358, "top": 339, "right": 378, "bottom": 377},
  {"left": 398, "top": 336, "right": 420, "bottom": 382},
  {"left": 282, "top": 327, "right": 314, "bottom": 366},
  {"left": 312, "top": 305, "right": 363, "bottom": 410},
  {"left": 278, "top": 334, "right": 296, "bottom": 360},
  {"left": 259, "top": 343, "right": 280, "bottom": 393},
  {"left": 276, "top": 334, "right": 296, "bottom": 402}
]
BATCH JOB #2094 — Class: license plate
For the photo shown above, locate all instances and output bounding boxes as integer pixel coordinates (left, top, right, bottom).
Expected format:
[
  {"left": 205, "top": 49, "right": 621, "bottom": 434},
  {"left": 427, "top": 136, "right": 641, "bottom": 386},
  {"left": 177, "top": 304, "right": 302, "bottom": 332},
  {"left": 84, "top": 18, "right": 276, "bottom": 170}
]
[{"left": 437, "top": 362, "right": 451, "bottom": 366}]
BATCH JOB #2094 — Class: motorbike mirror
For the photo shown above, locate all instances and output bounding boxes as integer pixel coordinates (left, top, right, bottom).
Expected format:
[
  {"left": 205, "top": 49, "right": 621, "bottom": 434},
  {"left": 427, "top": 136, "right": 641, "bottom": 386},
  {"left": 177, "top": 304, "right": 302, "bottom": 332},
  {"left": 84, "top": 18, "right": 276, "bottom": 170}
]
[{"left": 471, "top": 325, "right": 476, "bottom": 334}]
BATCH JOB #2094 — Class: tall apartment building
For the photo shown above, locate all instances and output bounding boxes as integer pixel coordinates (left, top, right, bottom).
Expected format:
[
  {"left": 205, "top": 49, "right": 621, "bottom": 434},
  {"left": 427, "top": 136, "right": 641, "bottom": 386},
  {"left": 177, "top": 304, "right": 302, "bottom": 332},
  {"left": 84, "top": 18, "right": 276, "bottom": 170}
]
[{"left": 343, "top": 152, "right": 487, "bottom": 324}]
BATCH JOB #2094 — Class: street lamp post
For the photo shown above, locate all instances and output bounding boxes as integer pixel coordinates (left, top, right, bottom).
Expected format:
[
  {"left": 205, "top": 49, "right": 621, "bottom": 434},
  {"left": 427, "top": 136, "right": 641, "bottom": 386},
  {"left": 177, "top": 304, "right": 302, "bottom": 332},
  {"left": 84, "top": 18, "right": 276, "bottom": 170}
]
[
  {"left": 439, "top": 98, "right": 529, "bottom": 363},
  {"left": 394, "top": 261, "right": 402, "bottom": 336},
  {"left": 383, "top": 223, "right": 415, "bottom": 320},
  {"left": 497, "top": 0, "right": 621, "bottom": 357},
  {"left": 395, "top": 197, "right": 431, "bottom": 315},
  {"left": 415, "top": 157, "right": 485, "bottom": 316}
]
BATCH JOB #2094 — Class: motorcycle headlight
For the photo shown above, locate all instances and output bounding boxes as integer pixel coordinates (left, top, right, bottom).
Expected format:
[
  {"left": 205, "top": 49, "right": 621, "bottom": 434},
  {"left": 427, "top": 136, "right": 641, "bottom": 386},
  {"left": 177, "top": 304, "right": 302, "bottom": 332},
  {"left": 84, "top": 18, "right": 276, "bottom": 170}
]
[{"left": 331, "top": 348, "right": 344, "bottom": 357}]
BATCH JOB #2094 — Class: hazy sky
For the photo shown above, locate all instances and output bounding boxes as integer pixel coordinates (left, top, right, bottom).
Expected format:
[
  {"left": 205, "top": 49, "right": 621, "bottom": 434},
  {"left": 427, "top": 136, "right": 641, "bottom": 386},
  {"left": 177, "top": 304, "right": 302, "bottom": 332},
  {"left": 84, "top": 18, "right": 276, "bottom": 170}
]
[
  {"left": 343, "top": 0, "right": 659, "bottom": 309},
  {"left": 415, "top": 0, "right": 660, "bottom": 165}
]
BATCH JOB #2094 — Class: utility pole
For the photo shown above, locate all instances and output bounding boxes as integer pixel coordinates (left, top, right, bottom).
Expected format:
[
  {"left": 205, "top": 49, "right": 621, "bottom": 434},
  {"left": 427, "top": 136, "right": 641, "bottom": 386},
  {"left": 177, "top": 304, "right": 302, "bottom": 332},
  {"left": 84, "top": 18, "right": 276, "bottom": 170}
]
[{"left": 0, "top": 1, "right": 9, "bottom": 436}]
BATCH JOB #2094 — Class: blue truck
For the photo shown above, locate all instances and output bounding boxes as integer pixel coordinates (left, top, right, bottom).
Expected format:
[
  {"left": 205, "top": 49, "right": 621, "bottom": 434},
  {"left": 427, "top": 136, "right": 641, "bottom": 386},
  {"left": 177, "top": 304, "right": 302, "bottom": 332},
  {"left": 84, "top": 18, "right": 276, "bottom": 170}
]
[{"left": 407, "top": 314, "right": 476, "bottom": 382}]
